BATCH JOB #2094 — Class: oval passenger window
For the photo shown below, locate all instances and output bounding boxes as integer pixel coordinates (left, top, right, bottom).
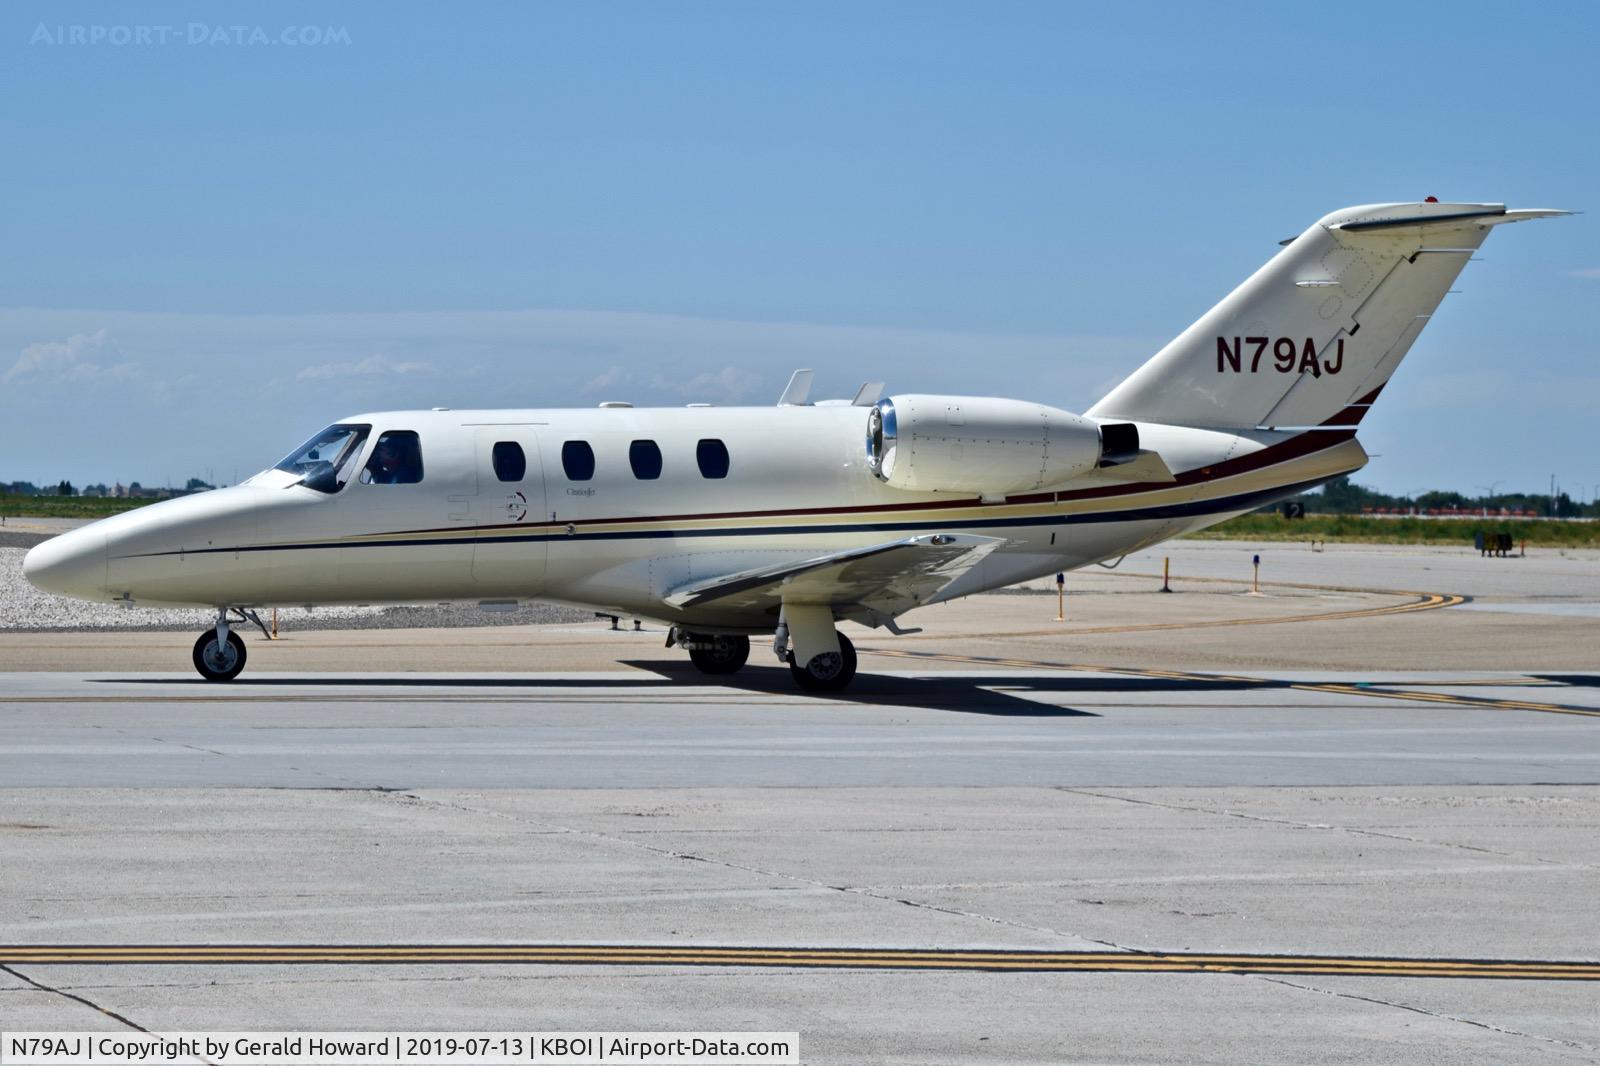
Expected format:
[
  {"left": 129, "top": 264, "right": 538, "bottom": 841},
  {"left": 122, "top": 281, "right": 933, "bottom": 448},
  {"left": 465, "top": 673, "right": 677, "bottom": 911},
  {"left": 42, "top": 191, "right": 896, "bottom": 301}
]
[
  {"left": 629, "top": 440, "right": 663, "bottom": 480},
  {"left": 561, "top": 441, "right": 595, "bottom": 481},
  {"left": 696, "top": 439, "right": 730, "bottom": 479},
  {"left": 492, "top": 441, "right": 526, "bottom": 482}
]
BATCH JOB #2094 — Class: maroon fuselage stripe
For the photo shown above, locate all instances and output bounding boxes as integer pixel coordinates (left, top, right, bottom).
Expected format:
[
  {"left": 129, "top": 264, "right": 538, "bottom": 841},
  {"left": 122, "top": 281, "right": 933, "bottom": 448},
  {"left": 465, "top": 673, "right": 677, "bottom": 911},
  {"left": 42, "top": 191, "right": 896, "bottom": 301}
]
[{"left": 375, "top": 429, "right": 1358, "bottom": 539}]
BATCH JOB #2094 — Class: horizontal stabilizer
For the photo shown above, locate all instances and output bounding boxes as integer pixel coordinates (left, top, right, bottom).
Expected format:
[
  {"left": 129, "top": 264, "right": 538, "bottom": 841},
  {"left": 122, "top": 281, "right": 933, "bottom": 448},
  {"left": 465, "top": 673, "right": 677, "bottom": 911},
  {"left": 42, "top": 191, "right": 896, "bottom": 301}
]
[{"left": 1332, "top": 207, "right": 1570, "bottom": 232}]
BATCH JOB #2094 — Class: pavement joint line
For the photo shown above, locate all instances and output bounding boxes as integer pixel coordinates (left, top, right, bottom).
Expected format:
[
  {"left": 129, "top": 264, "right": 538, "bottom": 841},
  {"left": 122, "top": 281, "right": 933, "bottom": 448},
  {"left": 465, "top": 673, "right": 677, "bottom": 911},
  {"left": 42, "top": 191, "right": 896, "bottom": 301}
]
[
  {"left": 1250, "top": 973, "right": 1600, "bottom": 1053},
  {"left": 2, "top": 947, "right": 1596, "bottom": 980},
  {"left": 0, "top": 963, "right": 150, "bottom": 1034},
  {"left": 384, "top": 792, "right": 1120, "bottom": 950},
  {"left": 1052, "top": 787, "right": 1586, "bottom": 870}
]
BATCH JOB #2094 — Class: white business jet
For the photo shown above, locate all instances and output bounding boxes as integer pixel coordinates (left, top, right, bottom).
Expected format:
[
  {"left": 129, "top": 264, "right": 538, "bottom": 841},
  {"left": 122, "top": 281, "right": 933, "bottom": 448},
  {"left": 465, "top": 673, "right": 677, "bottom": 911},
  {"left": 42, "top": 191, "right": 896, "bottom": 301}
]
[{"left": 24, "top": 201, "right": 1565, "bottom": 689}]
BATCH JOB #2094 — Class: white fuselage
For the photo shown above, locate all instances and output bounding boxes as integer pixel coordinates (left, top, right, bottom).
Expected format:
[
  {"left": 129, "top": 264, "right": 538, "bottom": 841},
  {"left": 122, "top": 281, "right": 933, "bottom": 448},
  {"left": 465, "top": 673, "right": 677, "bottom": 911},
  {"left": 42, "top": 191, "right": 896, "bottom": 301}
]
[{"left": 24, "top": 403, "right": 1364, "bottom": 632}]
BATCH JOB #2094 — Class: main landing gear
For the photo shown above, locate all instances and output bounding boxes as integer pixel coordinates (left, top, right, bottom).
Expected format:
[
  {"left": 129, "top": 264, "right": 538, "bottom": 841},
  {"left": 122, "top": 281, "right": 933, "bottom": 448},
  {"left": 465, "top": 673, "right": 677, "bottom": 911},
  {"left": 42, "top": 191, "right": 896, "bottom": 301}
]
[
  {"left": 192, "top": 608, "right": 270, "bottom": 682},
  {"left": 671, "top": 606, "right": 860, "bottom": 692},
  {"left": 668, "top": 629, "right": 752, "bottom": 675},
  {"left": 786, "top": 631, "right": 857, "bottom": 692},
  {"left": 687, "top": 634, "right": 751, "bottom": 675},
  {"left": 774, "top": 604, "right": 858, "bottom": 692}
]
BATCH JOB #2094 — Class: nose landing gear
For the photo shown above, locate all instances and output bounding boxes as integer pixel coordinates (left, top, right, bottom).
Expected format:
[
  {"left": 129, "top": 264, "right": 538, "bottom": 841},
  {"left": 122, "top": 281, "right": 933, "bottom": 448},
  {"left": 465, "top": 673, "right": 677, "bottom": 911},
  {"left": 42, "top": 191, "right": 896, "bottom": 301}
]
[
  {"left": 191, "top": 608, "right": 270, "bottom": 682},
  {"left": 192, "top": 628, "right": 246, "bottom": 681}
]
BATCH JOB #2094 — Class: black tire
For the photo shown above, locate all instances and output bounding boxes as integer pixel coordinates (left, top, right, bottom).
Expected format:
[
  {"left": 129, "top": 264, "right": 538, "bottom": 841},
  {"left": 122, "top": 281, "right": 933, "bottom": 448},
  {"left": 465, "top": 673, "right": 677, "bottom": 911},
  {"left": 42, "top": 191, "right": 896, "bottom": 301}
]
[
  {"left": 688, "top": 634, "right": 750, "bottom": 675},
  {"left": 192, "top": 629, "right": 247, "bottom": 682},
  {"left": 788, "top": 631, "right": 857, "bottom": 692}
]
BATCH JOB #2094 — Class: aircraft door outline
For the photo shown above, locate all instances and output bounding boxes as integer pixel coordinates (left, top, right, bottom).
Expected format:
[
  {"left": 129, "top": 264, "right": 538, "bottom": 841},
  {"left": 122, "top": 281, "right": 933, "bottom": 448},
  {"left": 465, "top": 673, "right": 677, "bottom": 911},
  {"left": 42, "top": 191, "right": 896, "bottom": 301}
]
[{"left": 471, "top": 427, "right": 547, "bottom": 593}]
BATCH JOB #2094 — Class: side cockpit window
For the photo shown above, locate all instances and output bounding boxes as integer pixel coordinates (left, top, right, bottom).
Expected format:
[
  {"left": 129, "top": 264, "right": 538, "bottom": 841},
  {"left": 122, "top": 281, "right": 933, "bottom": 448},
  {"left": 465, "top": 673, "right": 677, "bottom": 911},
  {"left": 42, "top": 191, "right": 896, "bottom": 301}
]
[
  {"left": 361, "top": 430, "right": 424, "bottom": 485},
  {"left": 275, "top": 423, "right": 371, "bottom": 494}
]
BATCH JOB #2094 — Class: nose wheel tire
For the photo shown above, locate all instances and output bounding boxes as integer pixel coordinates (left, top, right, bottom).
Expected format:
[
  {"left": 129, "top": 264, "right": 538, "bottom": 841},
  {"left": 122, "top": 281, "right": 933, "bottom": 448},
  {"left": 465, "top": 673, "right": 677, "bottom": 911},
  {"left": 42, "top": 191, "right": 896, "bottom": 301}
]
[
  {"left": 688, "top": 634, "right": 750, "bottom": 675},
  {"left": 192, "top": 630, "right": 247, "bottom": 682},
  {"left": 788, "top": 631, "right": 857, "bottom": 692}
]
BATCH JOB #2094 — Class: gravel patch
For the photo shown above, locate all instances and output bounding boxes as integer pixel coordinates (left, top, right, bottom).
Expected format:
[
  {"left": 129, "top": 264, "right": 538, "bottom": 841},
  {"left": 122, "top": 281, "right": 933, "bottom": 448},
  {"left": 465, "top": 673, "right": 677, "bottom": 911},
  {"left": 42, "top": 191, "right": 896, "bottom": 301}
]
[{"left": 0, "top": 547, "right": 596, "bottom": 633}]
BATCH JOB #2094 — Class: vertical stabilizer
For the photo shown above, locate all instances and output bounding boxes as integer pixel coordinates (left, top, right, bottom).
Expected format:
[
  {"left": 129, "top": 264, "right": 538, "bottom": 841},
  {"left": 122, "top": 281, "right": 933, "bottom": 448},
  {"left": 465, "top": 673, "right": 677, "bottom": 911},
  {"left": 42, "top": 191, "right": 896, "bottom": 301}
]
[{"left": 1087, "top": 202, "right": 1567, "bottom": 429}]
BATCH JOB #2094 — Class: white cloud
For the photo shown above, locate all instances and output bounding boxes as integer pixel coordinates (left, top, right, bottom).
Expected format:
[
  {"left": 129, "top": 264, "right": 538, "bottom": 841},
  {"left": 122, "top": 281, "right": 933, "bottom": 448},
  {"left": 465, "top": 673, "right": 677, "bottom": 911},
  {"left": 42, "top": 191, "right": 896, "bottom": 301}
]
[
  {"left": 0, "top": 306, "right": 1158, "bottom": 484},
  {"left": 3, "top": 328, "right": 138, "bottom": 387},
  {"left": 587, "top": 364, "right": 761, "bottom": 404},
  {"left": 295, "top": 353, "right": 435, "bottom": 381},
  {"left": 671, "top": 366, "right": 762, "bottom": 404},
  {"left": 582, "top": 365, "right": 632, "bottom": 393}
]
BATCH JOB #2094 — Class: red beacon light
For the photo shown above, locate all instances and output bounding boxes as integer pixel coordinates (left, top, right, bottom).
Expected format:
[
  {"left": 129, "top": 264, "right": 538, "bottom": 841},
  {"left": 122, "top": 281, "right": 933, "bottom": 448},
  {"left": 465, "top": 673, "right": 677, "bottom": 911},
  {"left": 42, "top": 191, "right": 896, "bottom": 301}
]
[{"left": 1425, "top": 196, "right": 1439, "bottom": 203}]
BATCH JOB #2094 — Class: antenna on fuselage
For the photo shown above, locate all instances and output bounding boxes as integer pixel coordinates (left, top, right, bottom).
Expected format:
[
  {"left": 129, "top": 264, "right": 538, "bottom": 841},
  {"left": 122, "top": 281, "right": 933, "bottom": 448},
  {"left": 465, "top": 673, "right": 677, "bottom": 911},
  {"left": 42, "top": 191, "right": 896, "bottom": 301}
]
[
  {"left": 851, "top": 381, "right": 885, "bottom": 406},
  {"left": 776, "top": 369, "right": 814, "bottom": 406}
]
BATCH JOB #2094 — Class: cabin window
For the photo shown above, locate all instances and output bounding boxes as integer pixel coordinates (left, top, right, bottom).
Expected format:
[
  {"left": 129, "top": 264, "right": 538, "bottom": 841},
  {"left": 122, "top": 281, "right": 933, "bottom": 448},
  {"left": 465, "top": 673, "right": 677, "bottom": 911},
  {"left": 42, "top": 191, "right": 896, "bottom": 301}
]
[
  {"left": 360, "top": 430, "right": 424, "bottom": 485},
  {"left": 492, "top": 441, "right": 526, "bottom": 482},
  {"left": 561, "top": 440, "right": 595, "bottom": 481},
  {"left": 275, "top": 423, "right": 370, "bottom": 494},
  {"left": 696, "top": 439, "right": 730, "bottom": 479},
  {"left": 629, "top": 440, "right": 663, "bottom": 480}
]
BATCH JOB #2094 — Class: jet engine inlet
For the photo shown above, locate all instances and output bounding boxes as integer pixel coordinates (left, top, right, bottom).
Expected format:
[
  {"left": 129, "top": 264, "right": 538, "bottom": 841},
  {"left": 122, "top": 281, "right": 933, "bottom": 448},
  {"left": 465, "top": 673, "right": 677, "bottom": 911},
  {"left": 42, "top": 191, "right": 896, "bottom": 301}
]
[{"left": 864, "top": 395, "right": 1105, "bottom": 495}]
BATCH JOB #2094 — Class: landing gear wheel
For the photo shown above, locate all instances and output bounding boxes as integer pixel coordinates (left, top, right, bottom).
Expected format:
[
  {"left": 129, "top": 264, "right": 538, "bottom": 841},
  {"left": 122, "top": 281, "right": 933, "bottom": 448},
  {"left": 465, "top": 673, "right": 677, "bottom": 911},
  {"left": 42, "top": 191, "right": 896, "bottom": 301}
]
[
  {"left": 688, "top": 634, "right": 750, "bottom": 675},
  {"left": 192, "top": 629, "right": 247, "bottom": 682},
  {"left": 788, "top": 631, "right": 857, "bottom": 692}
]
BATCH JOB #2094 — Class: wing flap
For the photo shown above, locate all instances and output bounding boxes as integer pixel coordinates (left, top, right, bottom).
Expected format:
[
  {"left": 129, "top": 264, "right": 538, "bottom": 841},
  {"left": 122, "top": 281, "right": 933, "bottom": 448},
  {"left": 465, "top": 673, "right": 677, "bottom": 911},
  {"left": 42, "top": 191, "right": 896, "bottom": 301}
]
[{"left": 663, "top": 534, "right": 1005, "bottom": 614}]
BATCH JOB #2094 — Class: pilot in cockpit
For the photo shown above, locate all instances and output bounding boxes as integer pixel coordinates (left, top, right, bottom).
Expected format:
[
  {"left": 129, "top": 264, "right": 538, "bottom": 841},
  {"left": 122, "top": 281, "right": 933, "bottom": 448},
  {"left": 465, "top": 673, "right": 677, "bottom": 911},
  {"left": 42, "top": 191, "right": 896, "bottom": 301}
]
[{"left": 362, "top": 431, "right": 422, "bottom": 484}]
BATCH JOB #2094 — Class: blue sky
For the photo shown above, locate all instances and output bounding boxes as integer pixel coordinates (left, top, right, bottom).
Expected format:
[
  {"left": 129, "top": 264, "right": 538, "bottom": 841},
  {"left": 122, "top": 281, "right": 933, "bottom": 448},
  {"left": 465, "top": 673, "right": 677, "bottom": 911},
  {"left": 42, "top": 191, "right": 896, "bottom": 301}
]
[{"left": 2, "top": 2, "right": 1595, "bottom": 496}]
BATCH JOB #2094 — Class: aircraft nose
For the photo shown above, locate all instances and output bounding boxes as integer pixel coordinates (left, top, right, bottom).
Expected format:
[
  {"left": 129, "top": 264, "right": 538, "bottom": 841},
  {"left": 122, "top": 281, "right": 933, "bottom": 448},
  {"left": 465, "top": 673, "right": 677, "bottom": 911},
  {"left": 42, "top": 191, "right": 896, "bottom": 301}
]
[{"left": 22, "top": 528, "right": 109, "bottom": 600}]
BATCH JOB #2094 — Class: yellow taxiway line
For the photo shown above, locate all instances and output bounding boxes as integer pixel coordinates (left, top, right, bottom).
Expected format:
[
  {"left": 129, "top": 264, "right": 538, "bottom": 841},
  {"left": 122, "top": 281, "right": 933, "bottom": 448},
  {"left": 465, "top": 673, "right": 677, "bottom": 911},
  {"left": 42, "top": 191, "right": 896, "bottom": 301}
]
[
  {"left": 1, "top": 945, "right": 1595, "bottom": 979},
  {"left": 899, "top": 588, "right": 1464, "bottom": 642}
]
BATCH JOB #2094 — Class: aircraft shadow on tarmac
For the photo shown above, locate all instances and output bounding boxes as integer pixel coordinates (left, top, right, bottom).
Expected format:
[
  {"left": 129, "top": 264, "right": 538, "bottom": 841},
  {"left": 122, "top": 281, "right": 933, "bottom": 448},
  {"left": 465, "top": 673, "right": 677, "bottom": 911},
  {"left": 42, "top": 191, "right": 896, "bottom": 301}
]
[
  {"left": 85, "top": 662, "right": 1337, "bottom": 717},
  {"left": 622, "top": 661, "right": 1102, "bottom": 716},
  {"left": 1532, "top": 673, "right": 1600, "bottom": 688}
]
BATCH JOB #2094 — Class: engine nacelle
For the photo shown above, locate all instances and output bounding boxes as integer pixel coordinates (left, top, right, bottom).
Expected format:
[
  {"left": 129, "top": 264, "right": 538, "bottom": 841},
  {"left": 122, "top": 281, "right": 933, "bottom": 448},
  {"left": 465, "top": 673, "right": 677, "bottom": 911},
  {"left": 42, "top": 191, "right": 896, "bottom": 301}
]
[{"left": 864, "top": 395, "right": 1106, "bottom": 495}]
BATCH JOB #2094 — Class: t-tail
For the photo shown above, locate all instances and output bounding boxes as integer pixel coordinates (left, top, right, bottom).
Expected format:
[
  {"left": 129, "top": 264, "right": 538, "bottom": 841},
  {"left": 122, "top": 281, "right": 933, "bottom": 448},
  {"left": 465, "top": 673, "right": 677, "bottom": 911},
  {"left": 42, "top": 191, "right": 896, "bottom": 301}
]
[{"left": 1087, "top": 201, "right": 1568, "bottom": 431}]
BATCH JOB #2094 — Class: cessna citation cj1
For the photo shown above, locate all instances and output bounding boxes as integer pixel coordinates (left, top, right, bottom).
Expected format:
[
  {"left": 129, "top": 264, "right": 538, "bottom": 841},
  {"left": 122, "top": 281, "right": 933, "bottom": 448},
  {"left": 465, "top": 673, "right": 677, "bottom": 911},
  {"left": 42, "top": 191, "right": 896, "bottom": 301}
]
[{"left": 25, "top": 201, "right": 1566, "bottom": 689}]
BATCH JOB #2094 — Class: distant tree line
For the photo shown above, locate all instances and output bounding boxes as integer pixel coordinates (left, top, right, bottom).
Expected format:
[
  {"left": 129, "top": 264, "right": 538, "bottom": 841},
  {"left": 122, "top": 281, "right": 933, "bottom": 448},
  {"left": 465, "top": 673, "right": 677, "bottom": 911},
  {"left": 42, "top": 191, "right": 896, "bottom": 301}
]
[
  {"left": 1290, "top": 476, "right": 1598, "bottom": 519},
  {"left": 2, "top": 478, "right": 217, "bottom": 499}
]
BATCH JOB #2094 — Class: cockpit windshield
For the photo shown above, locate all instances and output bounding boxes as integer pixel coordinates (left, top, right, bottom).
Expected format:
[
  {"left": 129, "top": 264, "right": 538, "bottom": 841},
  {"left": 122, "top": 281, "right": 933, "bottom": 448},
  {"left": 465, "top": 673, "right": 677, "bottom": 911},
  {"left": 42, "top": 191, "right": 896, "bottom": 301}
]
[{"left": 274, "top": 423, "right": 371, "bottom": 494}]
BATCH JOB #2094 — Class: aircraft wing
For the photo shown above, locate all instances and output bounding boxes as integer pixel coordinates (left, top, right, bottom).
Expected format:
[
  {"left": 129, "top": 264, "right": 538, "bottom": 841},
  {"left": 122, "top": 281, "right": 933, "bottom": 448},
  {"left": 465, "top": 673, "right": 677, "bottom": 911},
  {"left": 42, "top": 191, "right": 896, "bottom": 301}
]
[{"left": 662, "top": 534, "right": 1005, "bottom": 618}]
